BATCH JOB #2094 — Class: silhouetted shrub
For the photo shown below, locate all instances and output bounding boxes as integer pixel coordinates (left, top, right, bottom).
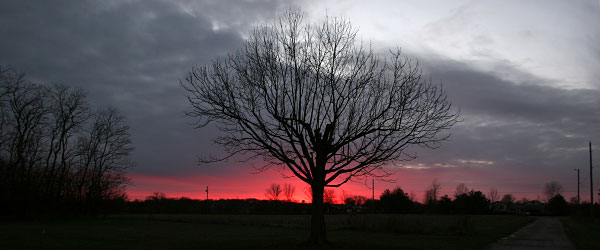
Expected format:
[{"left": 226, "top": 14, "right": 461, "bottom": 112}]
[
  {"left": 379, "top": 187, "right": 415, "bottom": 213},
  {"left": 453, "top": 190, "right": 490, "bottom": 214},
  {"left": 546, "top": 194, "right": 569, "bottom": 216}
]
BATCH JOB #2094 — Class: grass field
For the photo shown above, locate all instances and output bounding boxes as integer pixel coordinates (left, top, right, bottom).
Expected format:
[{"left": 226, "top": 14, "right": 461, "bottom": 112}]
[
  {"left": 1, "top": 214, "right": 533, "bottom": 250},
  {"left": 561, "top": 216, "right": 600, "bottom": 250}
]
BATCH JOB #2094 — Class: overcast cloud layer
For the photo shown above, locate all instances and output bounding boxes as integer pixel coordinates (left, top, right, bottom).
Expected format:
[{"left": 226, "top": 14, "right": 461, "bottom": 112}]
[{"left": 1, "top": 0, "right": 599, "bottom": 201}]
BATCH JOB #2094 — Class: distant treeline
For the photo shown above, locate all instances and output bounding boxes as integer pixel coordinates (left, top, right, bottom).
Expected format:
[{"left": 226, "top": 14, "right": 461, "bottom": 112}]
[
  {"left": 123, "top": 188, "right": 596, "bottom": 216},
  {"left": 0, "top": 68, "right": 133, "bottom": 216}
]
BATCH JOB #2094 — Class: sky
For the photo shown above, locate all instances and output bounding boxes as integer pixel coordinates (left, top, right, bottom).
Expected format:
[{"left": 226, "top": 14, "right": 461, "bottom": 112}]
[{"left": 1, "top": 0, "right": 599, "bottom": 203}]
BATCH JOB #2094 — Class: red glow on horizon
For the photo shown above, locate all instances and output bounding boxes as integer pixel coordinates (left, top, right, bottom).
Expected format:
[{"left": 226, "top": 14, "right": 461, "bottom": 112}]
[{"left": 126, "top": 164, "right": 578, "bottom": 203}]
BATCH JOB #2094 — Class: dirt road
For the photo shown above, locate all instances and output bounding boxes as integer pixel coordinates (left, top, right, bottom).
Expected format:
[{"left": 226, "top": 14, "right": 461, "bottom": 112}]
[{"left": 488, "top": 217, "right": 575, "bottom": 250}]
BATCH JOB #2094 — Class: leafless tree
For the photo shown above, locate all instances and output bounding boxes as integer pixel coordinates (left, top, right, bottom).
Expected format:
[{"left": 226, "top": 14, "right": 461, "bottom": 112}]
[
  {"left": 75, "top": 107, "right": 133, "bottom": 208},
  {"left": 544, "top": 181, "right": 563, "bottom": 201},
  {"left": 323, "top": 188, "right": 336, "bottom": 204},
  {"left": 455, "top": 183, "right": 469, "bottom": 197},
  {"left": 182, "top": 9, "right": 459, "bottom": 244},
  {"left": 283, "top": 183, "right": 296, "bottom": 201},
  {"left": 488, "top": 187, "right": 499, "bottom": 203},
  {"left": 409, "top": 192, "right": 417, "bottom": 202},
  {"left": 0, "top": 68, "right": 133, "bottom": 214},
  {"left": 43, "top": 84, "right": 89, "bottom": 199},
  {"left": 146, "top": 191, "right": 166, "bottom": 201},
  {"left": 265, "top": 183, "right": 282, "bottom": 200},
  {"left": 424, "top": 179, "right": 441, "bottom": 205},
  {"left": 1, "top": 72, "right": 47, "bottom": 201},
  {"left": 344, "top": 194, "right": 367, "bottom": 206},
  {"left": 569, "top": 196, "right": 579, "bottom": 205}
]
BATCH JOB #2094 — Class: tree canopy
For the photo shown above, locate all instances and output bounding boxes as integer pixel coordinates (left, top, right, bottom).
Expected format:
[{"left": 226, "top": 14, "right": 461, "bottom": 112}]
[{"left": 182, "top": 9, "right": 459, "bottom": 244}]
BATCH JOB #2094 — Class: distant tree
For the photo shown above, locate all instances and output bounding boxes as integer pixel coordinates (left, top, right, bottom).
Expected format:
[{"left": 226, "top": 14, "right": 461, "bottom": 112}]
[
  {"left": 488, "top": 188, "right": 499, "bottom": 203},
  {"left": 501, "top": 194, "right": 515, "bottom": 205},
  {"left": 304, "top": 185, "right": 313, "bottom": 201},
  {"left": 438, "top": 195, "right": 452, "bottom": 213},
  {"left": 424, "top": 179, "right": 441, "bottom": 205},
  {"left": 454, "top": 183, "right": 469, "bottom": 197},
  {"left": 569, "top": 197, "right": 579, "bottom": 205},
  {"left": 323, "top": 189, "right": 336, "bottom": 204},
  {"left": 344, "top": 195, "right": 367, "bottom": 206},
  {"left": 544, "top": 181, "right": 563, "bottom": 201},
  {"left": 408, "top": 192, "right": 417, "bottom": 203},
  {"left": 380, "top": 187, "right": 413, "bottom": 213},
  {"left": 546, "top": 194, "right": 568, "bottom": 216},
  {"left": 182, "top": 9, "right": 459, "bottom": 244},
  {"left": 265, "top": 183, "right": 282, "bottom": 200},
  {"left": 146, "top": 192, "right": 167, "bottom": 201},
  {"left": 77, "top": 107, "right": 133, "bottom": 210},
  {"left": 283, "top": 183, "right": 296, "bottom": 202},
  {"left": 453, "top": 190, "right": 489, "bottom": 214}
]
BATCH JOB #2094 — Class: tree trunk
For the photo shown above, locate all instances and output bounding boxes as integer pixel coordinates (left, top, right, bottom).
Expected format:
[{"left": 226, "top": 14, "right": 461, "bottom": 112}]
[{"left": 307, "top": 182, "right": 327, "bottom": 245}]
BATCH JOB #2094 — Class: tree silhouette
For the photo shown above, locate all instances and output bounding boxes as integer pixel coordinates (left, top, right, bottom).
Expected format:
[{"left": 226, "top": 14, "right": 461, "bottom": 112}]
[
  {"left": 283, "top": 183, "right": 296, "bottom": 201},
  {"left": 344, "top": 194, "right": 367, "bottom": 206},
  {"left": 501, "top": 194, "right": 515, "bottom": 205},
  {"left": 323, "top": 188, "right": 336, "bottom": 204},
  {"left": 453, "top": 190, "right": 489, "bottom": 214},
  {"left": 424, "top": 179, "right": 441, "bottom": 205},
  {"left": 546, "top": 194, "right": 568, "bottom": 215},
  {"left": 380, "top": 187, "right": 414, "bottom": 213},
  {"left": 182, "top": 9, "right": 459, "bottom": 244},
  {"left": 265, "top": 183, "right": 282, "bottom": 200},
  {"left": 454, "top": 183, "right": 469, "bottom": 197},
  {"left": 0, "top": 67, "right": 132, "bottom": 214},
  {"left": 544, "top": 181, "right": 563, "bottom": 201},
  {"left": 488, "top": 188, "right": 499, "bottom": 203}
]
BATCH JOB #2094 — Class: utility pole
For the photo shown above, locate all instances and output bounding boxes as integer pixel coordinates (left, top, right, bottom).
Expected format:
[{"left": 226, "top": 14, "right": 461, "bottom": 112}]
[
  {"left": 372, "top": 179, "right": 375, "bottom": 200},
  {"left": 574, "top": 168, "right": 580, "bottom": 204},
  {"left": 590, "top": 141, "right": 593, "bottom": 216},
  {"left": 206, "top": 185, "right": 209, "bottom": 200}
]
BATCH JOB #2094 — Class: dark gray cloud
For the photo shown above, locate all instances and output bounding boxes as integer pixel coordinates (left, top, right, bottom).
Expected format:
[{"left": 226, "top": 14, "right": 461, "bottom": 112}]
[
  {"left": 406, "top": 58, "right": 600, "bottom": 193},
  {"left": 0, "top": 0, "right": 286, "bottom": 175}
]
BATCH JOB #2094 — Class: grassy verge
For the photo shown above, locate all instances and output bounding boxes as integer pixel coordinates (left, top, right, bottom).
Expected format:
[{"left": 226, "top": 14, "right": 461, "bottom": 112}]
[
  {"left": 0, "top": 214, "right": 532, "bottom": 250},
  {"left": 561, "top": 216, "right": 600, "bottom": 250}
]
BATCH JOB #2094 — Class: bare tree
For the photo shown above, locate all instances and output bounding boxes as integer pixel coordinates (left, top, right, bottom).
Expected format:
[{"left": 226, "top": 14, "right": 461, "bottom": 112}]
[
  {"left": 44, "top": 84, "right": 89, "bottom": 199},
  {"left": 0, "top": 68, "right": 133, "bottom": 214},
  {"left": 455, "top": 183, "right": 469, "bottom": 197},
  {"left": 488, "top": 187, "right": 499, "bottom": 203},
  {"left": 1, "top": 72, "right": 47, "bottom": 202},
  {"left": 75, "top": 107, "right": 133, "bottom": 209},
  {"left": 344, "top": 194, "right": 367, "bottom": 206},
  {"left": 182, "top": 10, "right": 459, "bottom": 244},
  {"left": 409, "top": 192, "right": 417, "bottom": 202},
  {"left": 283, "top": 183, "right": 296, "bottom": 201},
  {"left": 265, "top": 183, "right": 282, "bottom": 200},
  {"left": 304, "top": 185, "right": 313, "bottom": 201},
  {"left": 544, "top": 181, "right": 563, "bottom": 201},
  {"left": 323, "top": 188, "right": 336, "bottom": 204},
  {"left": 424, "top": 179, "right": 441, "bottom": 205}
]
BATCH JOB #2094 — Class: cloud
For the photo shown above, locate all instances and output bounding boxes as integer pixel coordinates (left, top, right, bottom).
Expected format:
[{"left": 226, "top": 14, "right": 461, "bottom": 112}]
[
  {"left": 404, "top": 57, "right": 600, "bottom": 195},
  {"left": 0, "top": 0, "right": 277, "bottom": 175}
]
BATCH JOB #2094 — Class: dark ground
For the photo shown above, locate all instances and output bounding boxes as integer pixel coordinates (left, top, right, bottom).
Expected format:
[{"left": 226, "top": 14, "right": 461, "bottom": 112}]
[{"left": 0, "top": 214, "right": 533, "bottom": 250}]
